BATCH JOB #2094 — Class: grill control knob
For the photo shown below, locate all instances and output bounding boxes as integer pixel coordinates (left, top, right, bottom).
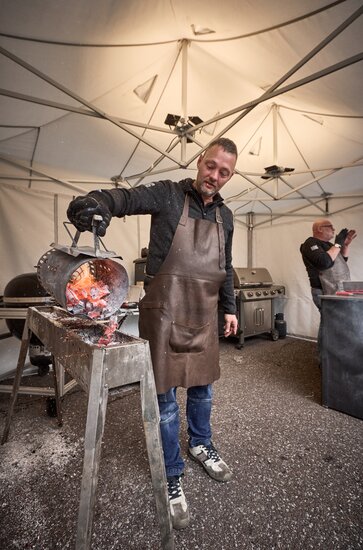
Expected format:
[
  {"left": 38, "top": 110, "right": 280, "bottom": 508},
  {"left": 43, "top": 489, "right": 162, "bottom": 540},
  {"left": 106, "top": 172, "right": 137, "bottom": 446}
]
[
  {"left": 247, "top": 291, "right": 254, "bottom": 297},
  {"left": 263, "top": 290, "right": 269, "bottom": 296},
  {"left": 277, "top": 289, "right": 283, "bottom": 294},
  {"left": 270, "top": 290, "right": 276, "bottom": 295},
  {"left": 256, "top": 291, "right": 261, "bottom": 297}
]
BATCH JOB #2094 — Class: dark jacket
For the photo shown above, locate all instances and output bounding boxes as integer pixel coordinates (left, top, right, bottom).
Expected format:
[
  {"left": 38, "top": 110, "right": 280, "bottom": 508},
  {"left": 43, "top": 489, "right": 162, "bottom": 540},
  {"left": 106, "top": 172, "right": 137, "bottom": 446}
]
[
  {"left": 300, "top": 237, "right": 347, "bottom": 289},
  {"left": 101, "top": 178, "right": 236, "bottom": 314}
]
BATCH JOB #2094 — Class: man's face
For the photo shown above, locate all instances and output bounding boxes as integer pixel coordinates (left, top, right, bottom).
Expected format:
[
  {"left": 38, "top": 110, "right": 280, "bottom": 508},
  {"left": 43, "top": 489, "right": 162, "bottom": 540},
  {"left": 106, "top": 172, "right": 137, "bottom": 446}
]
[
  {"left": 193, "top": 145, "right": 236, "bottom": 203},
  {"left": 318, "top": 221, "right": 335, "bottom": 241}
]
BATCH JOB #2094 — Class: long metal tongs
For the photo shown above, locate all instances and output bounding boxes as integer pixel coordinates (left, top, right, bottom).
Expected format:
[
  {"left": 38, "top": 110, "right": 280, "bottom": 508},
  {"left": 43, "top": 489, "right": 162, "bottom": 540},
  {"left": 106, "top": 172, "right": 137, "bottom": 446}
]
[{"left": 51, "top": 215, "right": 122, "bottom": 259}]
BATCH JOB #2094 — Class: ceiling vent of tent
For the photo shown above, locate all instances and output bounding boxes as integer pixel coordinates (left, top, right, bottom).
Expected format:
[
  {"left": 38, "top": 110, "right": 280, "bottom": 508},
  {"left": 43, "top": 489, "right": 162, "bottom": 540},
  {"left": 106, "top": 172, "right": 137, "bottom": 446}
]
[
  {"left": 202, "top": 113, "right": 220, "bottom": 136},
  {"left": 261, "top": 165, "right": 295, "bottom": 179},
  {"left": 191, "top": 24, "right": 215, "bottom": 36},
  {"left": 133, "top": 75, "right": 158, "bottom": 103},
  {"left": 249, "top": 137, "right": 262, "bottom": 156}
]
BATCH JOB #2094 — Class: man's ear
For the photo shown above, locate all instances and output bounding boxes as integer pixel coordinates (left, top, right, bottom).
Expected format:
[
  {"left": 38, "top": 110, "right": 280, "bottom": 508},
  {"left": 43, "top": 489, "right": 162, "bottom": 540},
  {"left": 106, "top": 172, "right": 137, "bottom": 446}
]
[{"left": 197, "top": 154, "right": 204, "bottom": 168}]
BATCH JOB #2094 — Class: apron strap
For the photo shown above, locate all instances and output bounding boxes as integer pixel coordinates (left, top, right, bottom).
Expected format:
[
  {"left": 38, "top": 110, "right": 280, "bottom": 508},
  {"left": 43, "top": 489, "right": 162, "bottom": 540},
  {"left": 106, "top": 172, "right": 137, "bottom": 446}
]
[
  {"left": 179, "top": 193, "right": 225, "bottom": 269},
  {"left": 216, "top": 207, "right": 225, "bottom": 269},
  {"left": 179, "top": 194, "right": 189, "bottom": 226}
]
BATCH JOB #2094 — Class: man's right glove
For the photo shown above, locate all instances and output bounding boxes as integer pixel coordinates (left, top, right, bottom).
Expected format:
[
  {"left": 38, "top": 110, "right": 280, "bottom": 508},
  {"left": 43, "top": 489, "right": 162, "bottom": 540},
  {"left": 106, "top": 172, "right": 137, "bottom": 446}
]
[
  {"left": 334, "top": 228, "right": 348, "bottom": 247},
  {"left": 67, "top": 192, "right": 112, "bottom": 236}
]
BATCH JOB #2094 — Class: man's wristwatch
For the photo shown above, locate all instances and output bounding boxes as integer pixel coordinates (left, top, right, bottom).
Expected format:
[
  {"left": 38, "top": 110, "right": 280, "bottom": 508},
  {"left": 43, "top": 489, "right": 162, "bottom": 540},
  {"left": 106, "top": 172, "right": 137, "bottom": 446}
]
[{"left": 334, "top": 243, "right": 341, "bottom": 248}]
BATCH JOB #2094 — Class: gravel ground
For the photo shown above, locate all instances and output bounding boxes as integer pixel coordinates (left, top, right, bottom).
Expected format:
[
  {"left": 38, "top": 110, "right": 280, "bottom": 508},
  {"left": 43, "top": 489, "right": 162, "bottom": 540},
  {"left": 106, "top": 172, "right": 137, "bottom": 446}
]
[{"left": 0, "top": 335, "right": 362, "bottom": 550}]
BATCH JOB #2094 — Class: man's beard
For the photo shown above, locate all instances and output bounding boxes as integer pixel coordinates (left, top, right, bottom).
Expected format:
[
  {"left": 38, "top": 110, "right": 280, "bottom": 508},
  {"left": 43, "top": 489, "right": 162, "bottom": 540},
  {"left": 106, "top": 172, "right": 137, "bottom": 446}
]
[{"left": 201, "top": 181, "right": 217, "bottom": 197}]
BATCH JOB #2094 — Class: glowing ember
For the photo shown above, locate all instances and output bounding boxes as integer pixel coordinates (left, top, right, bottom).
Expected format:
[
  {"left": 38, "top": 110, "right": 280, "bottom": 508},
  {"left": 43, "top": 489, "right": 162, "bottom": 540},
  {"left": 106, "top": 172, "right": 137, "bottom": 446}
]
[
  {"left": 97, "top": 316, "right": 118, "bottom": 346},
  {"left": 64, "top": 264, "right": 121, "bottom": 346},
  {"left": 66, "top": 263, "right": 110, "bottom": 319}
]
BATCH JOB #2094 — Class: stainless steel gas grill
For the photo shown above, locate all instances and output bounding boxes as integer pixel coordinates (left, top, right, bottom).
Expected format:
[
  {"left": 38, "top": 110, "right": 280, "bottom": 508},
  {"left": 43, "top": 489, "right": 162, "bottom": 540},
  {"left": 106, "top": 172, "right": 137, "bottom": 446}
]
[{"left": 233, "top": 267, "right": 285, "bottom": 348}]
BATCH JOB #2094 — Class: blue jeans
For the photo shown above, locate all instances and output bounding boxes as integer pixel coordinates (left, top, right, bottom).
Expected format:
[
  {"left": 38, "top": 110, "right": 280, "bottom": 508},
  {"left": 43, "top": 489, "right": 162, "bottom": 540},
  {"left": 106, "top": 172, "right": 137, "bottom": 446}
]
[{"left": 157, "top": 384, "right": 213, "bottom": 477}]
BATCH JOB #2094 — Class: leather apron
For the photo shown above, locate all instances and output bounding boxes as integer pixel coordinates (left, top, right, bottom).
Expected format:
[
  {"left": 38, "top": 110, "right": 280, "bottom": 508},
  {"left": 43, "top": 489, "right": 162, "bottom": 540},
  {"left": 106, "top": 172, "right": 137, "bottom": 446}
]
[
  {"left": 319, "top": 253, "right": 351, "bottom": 294},
  {"left": 138, "top": 194, "right": 226, "bottom": 394}
]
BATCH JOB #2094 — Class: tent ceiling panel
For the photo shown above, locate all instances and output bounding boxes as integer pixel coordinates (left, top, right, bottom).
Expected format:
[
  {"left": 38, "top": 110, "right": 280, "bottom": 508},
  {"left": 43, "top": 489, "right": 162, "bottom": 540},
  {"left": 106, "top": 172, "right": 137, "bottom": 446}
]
[
  {"left": 1, "top": 1, "right": 350, "bottom": 43},
  {"left": 0, "top": 0, "right": 362, "bottom": 222}
]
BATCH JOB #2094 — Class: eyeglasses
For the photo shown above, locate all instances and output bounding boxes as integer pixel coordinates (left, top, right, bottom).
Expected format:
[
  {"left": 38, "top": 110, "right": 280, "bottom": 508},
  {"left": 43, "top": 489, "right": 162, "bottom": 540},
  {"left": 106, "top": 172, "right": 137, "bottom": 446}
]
[{"left": 320, "top": 224, "right": 334, "bottom": 229}]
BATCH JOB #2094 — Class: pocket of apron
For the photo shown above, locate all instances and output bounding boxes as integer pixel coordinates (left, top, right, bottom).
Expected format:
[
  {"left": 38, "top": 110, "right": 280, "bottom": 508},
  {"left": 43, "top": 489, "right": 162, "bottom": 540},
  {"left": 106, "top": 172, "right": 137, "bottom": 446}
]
[
  {"left": 169, "top": 321, "right": 210, "bottom": 353},
  {"left": 139, "top": 300, "right": 165, "bottom": 309}
]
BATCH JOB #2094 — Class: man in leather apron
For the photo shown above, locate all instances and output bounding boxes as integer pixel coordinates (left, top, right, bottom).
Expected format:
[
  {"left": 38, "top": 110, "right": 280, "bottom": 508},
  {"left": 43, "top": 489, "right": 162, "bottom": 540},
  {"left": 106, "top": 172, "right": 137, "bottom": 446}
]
[
  {"left": 67, "top": 138, "right": 239, "bottom": 529},
  {"left": 300, "top": 218, "right": 357, "bottom": 359}
]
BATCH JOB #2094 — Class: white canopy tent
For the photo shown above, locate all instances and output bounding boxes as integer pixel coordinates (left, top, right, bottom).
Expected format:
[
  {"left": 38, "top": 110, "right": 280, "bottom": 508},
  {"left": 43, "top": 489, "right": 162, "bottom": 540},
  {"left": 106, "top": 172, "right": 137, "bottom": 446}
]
[{"left": 1, "top": 0, "right": 362, "bottom": 338}]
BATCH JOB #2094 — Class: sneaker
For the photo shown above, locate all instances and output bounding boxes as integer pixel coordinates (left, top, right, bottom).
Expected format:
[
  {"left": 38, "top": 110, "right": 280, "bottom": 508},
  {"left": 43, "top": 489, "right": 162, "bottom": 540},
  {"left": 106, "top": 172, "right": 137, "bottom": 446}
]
[
  {"left": 167, "top": 475, "right": 190, "bottom": 529},
  {"left": 188, "top": 442, "right": 233, "bottom": 482}
]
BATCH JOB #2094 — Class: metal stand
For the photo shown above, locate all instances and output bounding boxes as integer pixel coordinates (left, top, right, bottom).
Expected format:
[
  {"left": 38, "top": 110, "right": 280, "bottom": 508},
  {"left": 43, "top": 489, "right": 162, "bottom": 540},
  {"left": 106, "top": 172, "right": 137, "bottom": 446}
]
[
  {"left": 0, "top": 307, "right": 77, "bottom": 397},
  {"left": 2, "top": 306, "right": 174, "bottom": 550},
  {"left": 1, "top": 316, "right": 63, "bottom": 444}
]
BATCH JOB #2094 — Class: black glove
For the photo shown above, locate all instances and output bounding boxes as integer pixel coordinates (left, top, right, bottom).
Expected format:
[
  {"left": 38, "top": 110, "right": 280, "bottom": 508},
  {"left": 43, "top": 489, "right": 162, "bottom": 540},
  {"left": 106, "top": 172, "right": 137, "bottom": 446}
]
[
  {"left": 335, "top": 228, "right": 348, "bottom": 247},
  {"left": 67, "top": 192, "right": 112, "bottom": 237}
]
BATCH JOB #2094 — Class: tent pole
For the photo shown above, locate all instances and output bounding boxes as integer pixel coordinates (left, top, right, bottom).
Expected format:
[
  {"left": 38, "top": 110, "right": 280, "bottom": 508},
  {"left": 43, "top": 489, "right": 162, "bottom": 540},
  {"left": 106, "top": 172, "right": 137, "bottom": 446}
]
[
  {"left": 54, "top": 194, "right": 59, "bottom": 245},
  {"left": 180, "top": 39, "right": 189, "bottom": 164},
  {"left": 279, "top": 155, "right": 363, "bottom": 199},
  {"left": 246, "top": 212, "right": 254, "bottom": 268},
  {"left": 0, "top": 45, "right": 182, "bottom": 167},
  {"left": 272, "top": 104, "right": 278, "bottom": 198}
]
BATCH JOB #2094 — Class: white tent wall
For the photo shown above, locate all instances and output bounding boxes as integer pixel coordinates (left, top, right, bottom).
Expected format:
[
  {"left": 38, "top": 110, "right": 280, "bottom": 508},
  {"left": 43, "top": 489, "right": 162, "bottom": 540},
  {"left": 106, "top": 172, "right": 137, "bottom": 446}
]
[{"left": 2, "top": 185, "right": 362, "bottom": 340}]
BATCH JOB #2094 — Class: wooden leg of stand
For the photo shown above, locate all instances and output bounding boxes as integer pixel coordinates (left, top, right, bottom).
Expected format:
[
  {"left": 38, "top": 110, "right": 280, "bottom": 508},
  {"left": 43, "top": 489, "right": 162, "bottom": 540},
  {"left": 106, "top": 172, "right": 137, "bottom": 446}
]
[
  {"left": 52, "top": 356, "right": 63, "bottom": 427},
  {"left": 140, "top": 344, "right": 174, "bottom": 550},
  {"left": 1, "top": 317, "right": 31, "bottom": 444},
  {"left": 76, "top": 348, "right": 108, "bottom": 550}
]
